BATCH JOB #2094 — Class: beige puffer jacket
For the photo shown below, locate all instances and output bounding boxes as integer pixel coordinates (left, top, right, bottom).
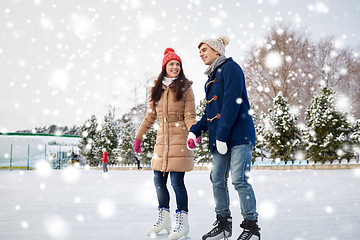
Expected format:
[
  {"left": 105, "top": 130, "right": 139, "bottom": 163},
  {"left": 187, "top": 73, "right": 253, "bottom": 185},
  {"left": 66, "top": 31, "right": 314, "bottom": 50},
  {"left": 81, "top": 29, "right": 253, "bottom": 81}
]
[{"left": 135, "top": 82, "right": 197, "bottom": 172}]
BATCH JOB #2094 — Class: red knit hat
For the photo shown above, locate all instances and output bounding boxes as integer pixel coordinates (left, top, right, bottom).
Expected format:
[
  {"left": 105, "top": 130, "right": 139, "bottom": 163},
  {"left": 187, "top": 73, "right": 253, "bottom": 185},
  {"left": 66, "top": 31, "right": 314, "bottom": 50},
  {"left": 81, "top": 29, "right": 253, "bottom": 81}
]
[{"left": 162, "top": 48, "right": 182, "bottom": 69}]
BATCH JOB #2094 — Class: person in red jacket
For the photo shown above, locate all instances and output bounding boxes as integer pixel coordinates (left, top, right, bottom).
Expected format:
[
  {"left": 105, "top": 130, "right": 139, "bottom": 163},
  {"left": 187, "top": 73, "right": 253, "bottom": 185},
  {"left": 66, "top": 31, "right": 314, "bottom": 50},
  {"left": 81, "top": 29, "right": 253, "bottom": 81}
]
[{"left": 102, "top": 148, "right": 108, "bottom": 172}]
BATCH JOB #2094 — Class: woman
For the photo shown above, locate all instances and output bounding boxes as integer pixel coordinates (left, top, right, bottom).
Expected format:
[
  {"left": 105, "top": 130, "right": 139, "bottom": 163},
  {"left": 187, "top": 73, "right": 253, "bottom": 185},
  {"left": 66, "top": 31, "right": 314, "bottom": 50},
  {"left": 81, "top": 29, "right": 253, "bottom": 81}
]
[{"left": 133, "top": 48, "right": 197, "bottom": 239}]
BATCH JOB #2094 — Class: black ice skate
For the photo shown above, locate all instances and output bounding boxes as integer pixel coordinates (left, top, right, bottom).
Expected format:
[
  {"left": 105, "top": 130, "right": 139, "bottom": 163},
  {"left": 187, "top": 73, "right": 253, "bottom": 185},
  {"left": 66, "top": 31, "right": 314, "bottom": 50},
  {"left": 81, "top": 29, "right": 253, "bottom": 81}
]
[
  {"left": 237, "top": 219, "right": 261, "bottom": 240},
  {"left": 202, "top": 214, "right": 232, "bottom": 240}
]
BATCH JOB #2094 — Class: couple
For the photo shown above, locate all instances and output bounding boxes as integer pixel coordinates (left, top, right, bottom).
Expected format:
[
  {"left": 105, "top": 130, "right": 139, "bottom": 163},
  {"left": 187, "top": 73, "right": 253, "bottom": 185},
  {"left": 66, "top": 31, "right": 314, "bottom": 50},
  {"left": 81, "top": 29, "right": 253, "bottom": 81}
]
[{"left": 133, "top": 36, "right": 261, "bottom": 240}]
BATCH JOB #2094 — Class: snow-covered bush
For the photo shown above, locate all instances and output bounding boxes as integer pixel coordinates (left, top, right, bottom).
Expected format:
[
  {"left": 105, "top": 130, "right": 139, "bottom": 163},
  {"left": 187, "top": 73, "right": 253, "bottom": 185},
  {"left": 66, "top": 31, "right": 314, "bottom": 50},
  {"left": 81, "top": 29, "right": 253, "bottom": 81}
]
[{"left": 304, "top": 87, "right": 352, "bottom": 162}]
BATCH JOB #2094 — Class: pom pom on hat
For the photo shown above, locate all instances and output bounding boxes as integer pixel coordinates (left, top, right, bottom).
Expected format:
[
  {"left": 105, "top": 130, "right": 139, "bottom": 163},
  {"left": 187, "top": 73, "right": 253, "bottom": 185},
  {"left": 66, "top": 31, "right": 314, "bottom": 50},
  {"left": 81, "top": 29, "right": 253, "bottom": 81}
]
[
  {"left": 164, "top": 48, "right": 175, "bottom": 55},
  {"left": 219, "top": 36, "right": 229, "bottom": 47},
  {"left": 162, "top": 48, "right": 182, "bottom": 69},
  {"left": 198, "top": 36, "right": 229, "bottom": 55}
]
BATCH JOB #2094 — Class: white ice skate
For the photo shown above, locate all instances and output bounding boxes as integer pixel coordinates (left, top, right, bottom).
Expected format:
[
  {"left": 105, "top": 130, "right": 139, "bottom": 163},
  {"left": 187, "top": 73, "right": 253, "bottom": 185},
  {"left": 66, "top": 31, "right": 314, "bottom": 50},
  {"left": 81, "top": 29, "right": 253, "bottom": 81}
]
[
  {"left": 148, "top": 207, "right": 171, "bottom": 237},
  {"left": 168, "top": 210, "right": 189, "bottom": 240}
]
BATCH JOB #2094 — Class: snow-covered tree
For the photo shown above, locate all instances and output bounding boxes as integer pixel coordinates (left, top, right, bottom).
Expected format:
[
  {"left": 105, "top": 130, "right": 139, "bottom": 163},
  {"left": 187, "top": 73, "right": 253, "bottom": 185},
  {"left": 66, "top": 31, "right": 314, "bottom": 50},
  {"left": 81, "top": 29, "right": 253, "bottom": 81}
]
[
  {"left": 194, "top": 99, "right": 211, "bottom": 163},
  {"left": 18, "top": 125, "right": 79, "bottom": 135},
  {"left": 78, "top": 115, "right": 98, "bottom": 166},
  {"left": 313, "top": 37, "right": 360, "bottom": 118},
  {"left": 244, "top": 23, "right": 318, "bottom": 120},
  {"left": 262, "top": 93, "right": 301, "bottom": 161},
  {"left": 139, "top": 123, "right": 157, "bottom": 165},
  {"left": 118, "top": 113, "right": 136, "bottom": 164},
  {"left": 253, "top": 112, "right": 269, "bottom": 161},
  {"left": 244, "top": 23, "right": 360, "bottom": 119},
  {"left": 350, "top": 119, "right": 360, "bottom": 159},
  {"left": 95, "top": 107, "right": 119, "bottom": 165},
  {"left": 117, "top": 104, "right": 156, "bottom": 165},
  {"left": 305, "top": 87, "right": 352, "bottom": 162}
]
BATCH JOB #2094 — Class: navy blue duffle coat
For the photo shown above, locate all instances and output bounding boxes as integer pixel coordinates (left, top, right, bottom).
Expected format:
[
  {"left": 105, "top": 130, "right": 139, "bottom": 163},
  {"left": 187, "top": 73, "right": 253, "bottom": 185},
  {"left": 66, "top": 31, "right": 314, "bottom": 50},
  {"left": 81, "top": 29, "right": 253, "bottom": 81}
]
[{"left": 190, "top": 57, "right": 256, "bottom": 153}]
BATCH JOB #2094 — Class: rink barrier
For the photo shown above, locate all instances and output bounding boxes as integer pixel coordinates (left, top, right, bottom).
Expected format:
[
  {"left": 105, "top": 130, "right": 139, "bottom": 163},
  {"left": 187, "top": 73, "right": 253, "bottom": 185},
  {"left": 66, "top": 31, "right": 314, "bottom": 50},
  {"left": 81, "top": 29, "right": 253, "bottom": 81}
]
[
  {"left": 0, "top": 166, "right": 35, "bottom": 170},
  {"left": 2, "top": 163, "right": 359, "bottom": 171},
  {"left": 0, "top": 133, "right": 81, "bottom": 170},
  {"left": 89, "top": 160, "right": 360, "bottom": 171},
  {"left": 2, "top": 159, "right": 359, "bottom": 171}
]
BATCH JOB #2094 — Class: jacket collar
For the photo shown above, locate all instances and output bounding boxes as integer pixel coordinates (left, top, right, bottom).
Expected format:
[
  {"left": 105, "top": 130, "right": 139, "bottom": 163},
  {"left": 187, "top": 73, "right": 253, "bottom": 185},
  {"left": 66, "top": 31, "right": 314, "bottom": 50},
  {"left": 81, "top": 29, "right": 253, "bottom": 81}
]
[
  {"left": 161, "top": 79, "right": 193, "bottom": 91},
  {"left": 211, "top": 57, "right": 232, "bottom": 76},
  {"left": 204, "top": 57, "right": 232, "bottom": 92}
]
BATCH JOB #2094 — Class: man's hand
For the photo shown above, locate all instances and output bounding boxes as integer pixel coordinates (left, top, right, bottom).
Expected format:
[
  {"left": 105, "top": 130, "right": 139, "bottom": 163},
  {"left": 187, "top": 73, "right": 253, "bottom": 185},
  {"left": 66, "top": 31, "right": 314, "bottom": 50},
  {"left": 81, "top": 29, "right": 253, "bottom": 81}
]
[{"left": 216, "top": 140, "right": 228, "bottom": 155}]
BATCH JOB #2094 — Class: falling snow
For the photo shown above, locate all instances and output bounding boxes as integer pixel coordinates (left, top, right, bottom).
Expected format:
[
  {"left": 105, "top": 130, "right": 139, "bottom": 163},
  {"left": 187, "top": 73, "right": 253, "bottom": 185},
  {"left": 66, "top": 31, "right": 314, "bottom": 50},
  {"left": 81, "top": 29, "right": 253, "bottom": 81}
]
[
  {"left": 0, "top": 0, "right": 359, "bottom": 131},
  {"left": 1, "top": 1, "right": 360, "bottom": 238},
  {"left": 1, "top": 169, "right": 360, "bottom": 239}
]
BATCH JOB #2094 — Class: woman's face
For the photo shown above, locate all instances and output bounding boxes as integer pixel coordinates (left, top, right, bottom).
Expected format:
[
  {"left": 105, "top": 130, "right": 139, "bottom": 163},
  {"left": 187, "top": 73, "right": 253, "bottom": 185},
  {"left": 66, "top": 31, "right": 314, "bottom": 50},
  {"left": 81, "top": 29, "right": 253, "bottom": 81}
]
[{"left": 165, "top": 60, "right": 181, "bottom": 78}]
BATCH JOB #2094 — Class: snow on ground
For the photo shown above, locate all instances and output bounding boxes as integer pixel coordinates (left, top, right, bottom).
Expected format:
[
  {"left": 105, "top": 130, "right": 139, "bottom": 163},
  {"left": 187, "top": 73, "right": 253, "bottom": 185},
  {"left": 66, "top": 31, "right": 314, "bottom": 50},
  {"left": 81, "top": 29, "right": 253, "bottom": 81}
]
[{"left": 1, "top": 168, "right": 360, "bottom": 240}]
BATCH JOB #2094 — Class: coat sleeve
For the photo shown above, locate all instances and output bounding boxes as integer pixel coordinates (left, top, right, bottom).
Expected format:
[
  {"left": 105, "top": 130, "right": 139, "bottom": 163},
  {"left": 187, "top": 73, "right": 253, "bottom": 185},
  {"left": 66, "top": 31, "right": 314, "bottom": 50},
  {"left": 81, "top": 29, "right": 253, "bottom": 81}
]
[
  {"left": 189, "top": 110, "right": 208, "bottom": 137},
  {"left": 183, "top": 87, "right": 197, "bottom": 130},
  {"left": 216, "top": 62, "right": 244, "bottom": 142},
  {"left": 135, "top": 101, "right": 157, "bottom": 141}
]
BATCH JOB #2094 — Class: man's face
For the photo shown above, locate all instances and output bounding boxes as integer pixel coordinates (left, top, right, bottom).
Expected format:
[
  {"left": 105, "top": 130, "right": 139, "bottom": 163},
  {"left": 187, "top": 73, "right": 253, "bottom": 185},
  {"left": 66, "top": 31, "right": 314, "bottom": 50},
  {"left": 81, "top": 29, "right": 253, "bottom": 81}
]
[{"left": 199, "top": 43, "right": 220, "bottom": 66}]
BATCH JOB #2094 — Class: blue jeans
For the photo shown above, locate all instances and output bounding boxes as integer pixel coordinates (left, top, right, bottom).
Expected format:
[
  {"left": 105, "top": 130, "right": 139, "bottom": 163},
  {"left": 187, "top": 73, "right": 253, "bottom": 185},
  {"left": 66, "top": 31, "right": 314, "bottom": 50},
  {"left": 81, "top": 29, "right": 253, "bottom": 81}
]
[
  {"left": 103, "top": 162, "right": 108, "bottom": 172},
  {"left": 153, "top": 171, "right": 188, "bottom": 212},
  {"left": 211, "top": 144, "right": 258, "bottom": 220}
]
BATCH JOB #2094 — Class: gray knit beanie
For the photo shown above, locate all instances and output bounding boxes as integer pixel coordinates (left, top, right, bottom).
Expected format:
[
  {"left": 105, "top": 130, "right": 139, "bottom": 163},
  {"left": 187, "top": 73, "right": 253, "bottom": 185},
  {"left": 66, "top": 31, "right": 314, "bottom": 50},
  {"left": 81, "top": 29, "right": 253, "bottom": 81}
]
[{"left": 198, "top": 36, "right": 229, "bottom": 55}]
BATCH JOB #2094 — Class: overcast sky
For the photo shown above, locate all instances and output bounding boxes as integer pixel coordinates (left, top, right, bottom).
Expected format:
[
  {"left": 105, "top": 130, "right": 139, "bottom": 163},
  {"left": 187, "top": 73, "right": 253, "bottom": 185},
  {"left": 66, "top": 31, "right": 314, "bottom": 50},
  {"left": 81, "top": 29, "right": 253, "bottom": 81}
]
[{"left": 1, "top": 0, "right": 359, "bottom": 132}]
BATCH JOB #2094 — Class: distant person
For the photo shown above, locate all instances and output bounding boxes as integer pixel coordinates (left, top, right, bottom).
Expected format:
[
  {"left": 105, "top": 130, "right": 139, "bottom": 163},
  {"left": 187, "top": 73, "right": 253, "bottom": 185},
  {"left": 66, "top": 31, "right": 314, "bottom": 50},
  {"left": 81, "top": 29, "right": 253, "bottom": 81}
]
[
  {"left": 187, "top": 36, "right": 261, "bottom": 240},
  {"left": 71, "top": 151, "right": 79, "bottom": 164},
  {"left": 134, "top": 155, "right": 142, "bottom": 170},
  {"left": 133, "top": 48, "right": 198, "bottom": 239},
  {"left": 102, "top": 148, "right": 108, "bottom": 173}
]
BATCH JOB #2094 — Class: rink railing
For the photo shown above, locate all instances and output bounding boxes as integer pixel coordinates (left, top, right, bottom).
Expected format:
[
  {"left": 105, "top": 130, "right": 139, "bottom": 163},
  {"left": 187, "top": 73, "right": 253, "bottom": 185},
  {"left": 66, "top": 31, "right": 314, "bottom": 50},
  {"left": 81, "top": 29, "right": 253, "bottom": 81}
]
[
  {"left": 94, "top": 159, "right": 360, "bottom": 171},
  {"left": 1, "top": 159, "right": 360, "bottom": 171},
  {"left": 0, "top": 133, "right": 80, "bottom": 170}
]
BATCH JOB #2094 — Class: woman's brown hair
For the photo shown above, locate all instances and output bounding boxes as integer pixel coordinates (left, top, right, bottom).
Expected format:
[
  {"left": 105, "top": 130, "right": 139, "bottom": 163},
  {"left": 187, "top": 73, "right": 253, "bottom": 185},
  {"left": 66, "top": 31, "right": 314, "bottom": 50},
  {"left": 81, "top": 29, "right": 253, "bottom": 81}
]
[{"left": 150, "top": 64, "right": 191, "bottom": 107}]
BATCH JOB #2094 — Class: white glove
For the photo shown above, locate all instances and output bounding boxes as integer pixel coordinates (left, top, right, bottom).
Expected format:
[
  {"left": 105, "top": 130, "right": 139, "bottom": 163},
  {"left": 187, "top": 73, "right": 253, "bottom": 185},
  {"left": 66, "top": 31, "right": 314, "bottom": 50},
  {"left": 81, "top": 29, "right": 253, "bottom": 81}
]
[{"left": 216, "top": 140, "right": 228, "bottom": 155}]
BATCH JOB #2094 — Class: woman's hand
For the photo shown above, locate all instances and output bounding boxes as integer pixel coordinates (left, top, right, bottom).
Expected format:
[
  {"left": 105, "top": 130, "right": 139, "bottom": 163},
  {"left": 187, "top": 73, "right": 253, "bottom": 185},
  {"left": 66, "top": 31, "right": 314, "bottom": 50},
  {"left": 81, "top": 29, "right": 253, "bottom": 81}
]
[
  {"left": 133, "top": 139, "right": 142, "bottom": 153},
  {"left": 187, "top": 132, "right": 200, "bottom": 150}
]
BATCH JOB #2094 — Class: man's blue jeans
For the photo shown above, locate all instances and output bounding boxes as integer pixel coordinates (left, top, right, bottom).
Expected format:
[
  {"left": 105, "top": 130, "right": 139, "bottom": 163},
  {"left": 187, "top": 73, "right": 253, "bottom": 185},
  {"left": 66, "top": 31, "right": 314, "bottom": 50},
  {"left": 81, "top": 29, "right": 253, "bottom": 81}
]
[
  {"left": 154, "top": 170, "right": 188, "bottom": 212},
  {"left": 211, "top": 144, "right": 258, "bottom": 220}
]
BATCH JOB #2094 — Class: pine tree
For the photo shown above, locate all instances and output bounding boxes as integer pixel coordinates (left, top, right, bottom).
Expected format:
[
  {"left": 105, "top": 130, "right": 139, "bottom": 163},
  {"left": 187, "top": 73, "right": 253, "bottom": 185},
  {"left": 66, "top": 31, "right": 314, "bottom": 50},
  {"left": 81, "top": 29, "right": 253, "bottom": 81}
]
[
  {"left": 78, "top": 115, "right": 98, "bottom": 166},
  {"left": 253, "top": 112, "right": 269, "bottom": 161},
  {"left": 263, "top": 93, "right": 301, "bottom": 161},
  {"left": 194, "top": 99, "right": 211, "bottom": 163},
  {"left": 118, "top": 113, "right": 136, "bottom": 164},
  {"left": 305, "top": 87, "right": 351, "bottom": 162},
  {"left": 139, "top": 123, "right": 156, "bottom": 165},
  {"left": 96, "top": 108, "right": 119, "bottom": 165},
  {"left": 350, "top": 119, "right": 360, "bottom": 159}
]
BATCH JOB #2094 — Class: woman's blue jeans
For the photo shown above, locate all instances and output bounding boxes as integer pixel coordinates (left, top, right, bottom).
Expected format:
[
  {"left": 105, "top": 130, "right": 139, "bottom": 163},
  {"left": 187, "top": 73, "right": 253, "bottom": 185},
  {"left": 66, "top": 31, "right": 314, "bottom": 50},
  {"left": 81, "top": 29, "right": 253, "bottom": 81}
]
[
  {"left": 153, "top": 170, "right": 188, "bottom": 212},
  {"left": 211, "top": 144, "right": 258, "bottom": 220}
]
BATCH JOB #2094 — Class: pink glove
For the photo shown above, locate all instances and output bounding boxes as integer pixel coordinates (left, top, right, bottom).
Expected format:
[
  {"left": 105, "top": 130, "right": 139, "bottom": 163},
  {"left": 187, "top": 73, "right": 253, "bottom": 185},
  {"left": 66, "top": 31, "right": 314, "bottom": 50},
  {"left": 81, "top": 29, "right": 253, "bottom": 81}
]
[
  {"left": 187, "top": 132, "right": 201, "bottom": 150},
  {"left": 133, "top": 139, "right": 142, "bottom": 154},
  {"left": 187, "top": 138, "right": 197, "bottom": 149}
]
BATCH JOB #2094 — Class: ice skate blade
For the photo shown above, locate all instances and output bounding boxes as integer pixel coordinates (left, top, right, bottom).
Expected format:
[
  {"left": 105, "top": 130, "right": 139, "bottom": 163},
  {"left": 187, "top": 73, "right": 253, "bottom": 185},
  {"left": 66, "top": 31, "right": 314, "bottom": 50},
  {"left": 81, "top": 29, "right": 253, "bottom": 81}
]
[
  {"left": 168, "top": 233, "right": 190, "bottom": 240},
  {"left": 202, "top": 236, "right": 232, "bottom": 240},
  {"left": 148, "top": 232, "right": 170, "bottom": 239},
  {"left": 169, "top": 236, "right": 190, "bottom": 240}
]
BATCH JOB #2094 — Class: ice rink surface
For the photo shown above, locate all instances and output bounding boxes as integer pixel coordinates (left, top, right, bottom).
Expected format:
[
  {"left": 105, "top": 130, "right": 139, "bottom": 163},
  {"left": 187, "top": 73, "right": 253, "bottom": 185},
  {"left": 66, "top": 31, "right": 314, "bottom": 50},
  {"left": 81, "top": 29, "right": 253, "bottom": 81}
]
[{"left": 1, "top": 167, "right": 360, "bottom": 240}]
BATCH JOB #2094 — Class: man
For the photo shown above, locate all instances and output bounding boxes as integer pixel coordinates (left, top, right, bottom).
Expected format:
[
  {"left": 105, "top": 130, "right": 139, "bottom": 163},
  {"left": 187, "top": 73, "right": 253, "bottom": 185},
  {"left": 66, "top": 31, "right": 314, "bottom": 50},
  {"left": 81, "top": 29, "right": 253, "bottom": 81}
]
[{"left": 187, "top": 36, "right": 261, "bottom": 240}]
